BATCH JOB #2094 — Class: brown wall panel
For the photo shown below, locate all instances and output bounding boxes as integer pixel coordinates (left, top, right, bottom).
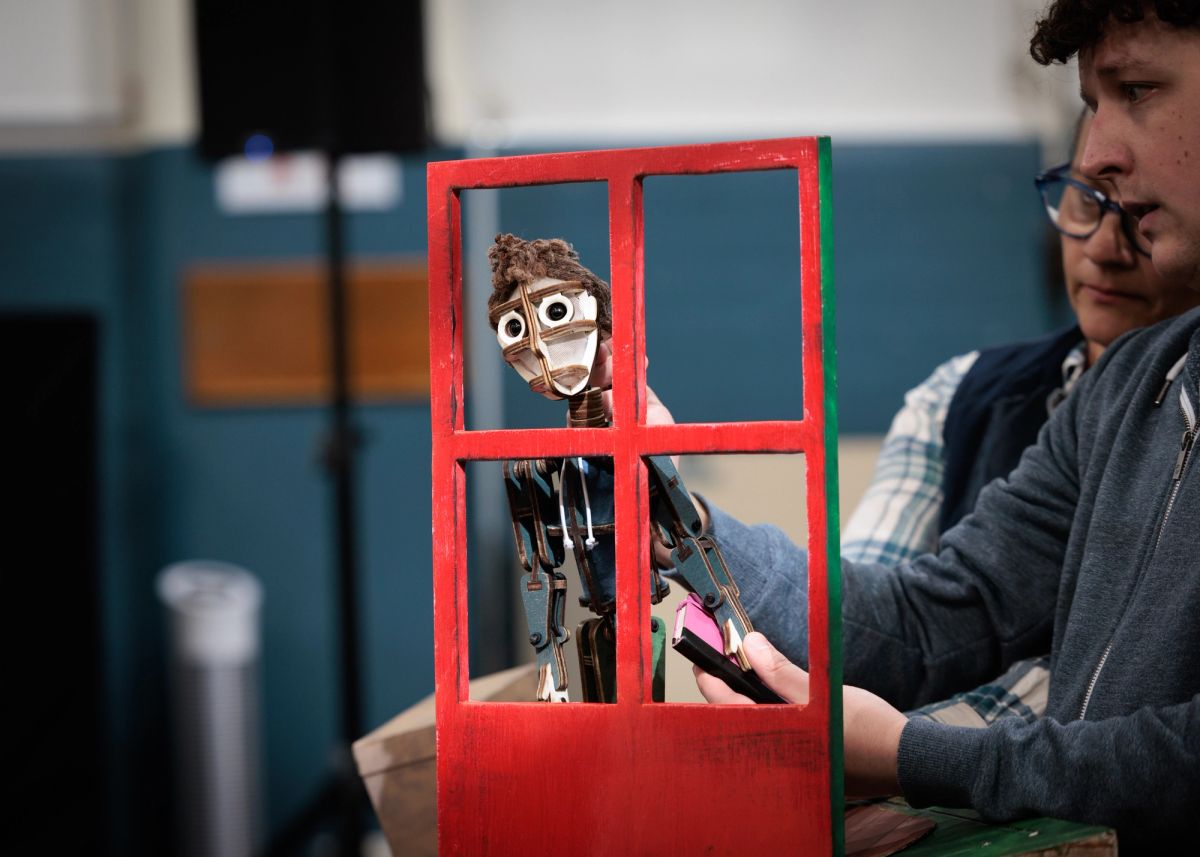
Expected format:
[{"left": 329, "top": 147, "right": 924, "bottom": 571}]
[{"left": 184, "top": 261, "right": 429, "bottom": 406}]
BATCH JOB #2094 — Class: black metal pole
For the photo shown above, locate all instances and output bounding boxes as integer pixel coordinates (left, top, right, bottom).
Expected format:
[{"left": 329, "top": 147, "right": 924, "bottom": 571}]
[
  {"left": 263, "top": 8, "right": 371, "bottom": 856},
  {"left": 262, "top": 149, "right": 367, "bottom": 857},
  {"left": 325, "top": 152, "right": 363, "bottom": 748},
  {"left": 324, "top": 151, "right": 365, "bottom": 857}
]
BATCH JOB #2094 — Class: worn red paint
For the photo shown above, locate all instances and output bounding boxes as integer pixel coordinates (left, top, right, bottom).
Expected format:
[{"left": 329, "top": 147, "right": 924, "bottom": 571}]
[{"left": 428, "top": 138, "right": 836, "bottom": 854}]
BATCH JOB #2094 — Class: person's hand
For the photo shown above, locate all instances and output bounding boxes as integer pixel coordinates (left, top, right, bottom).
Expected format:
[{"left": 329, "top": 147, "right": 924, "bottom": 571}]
[
  {"left": 694, "top": 631, "right": 906, "bottom": 799},
  {"left": 588, "top": 337, "right": 613, "bottom": 393},
  {"left": 645, "top": 384, "right": 676, "bottom": 433},
  {"left": 641, "top": 380, "right": 685, "bottom": 568},
  {"left": 586, "top": 339, "right": 676, "bottom": 432}
]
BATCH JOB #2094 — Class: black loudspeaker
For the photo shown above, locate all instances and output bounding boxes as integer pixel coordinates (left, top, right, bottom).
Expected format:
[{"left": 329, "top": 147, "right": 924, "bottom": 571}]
[{"left": 193, "top": 0, "right": 427, "bottom": 160}]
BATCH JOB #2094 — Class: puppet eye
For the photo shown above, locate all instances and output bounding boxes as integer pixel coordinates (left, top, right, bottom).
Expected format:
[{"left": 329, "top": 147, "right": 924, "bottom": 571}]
[
  {"left": 537, "top": 294, "right": 574, "bottom": 328},
  {"left": 497, "top": 310, "right": 526, "bottom": 346}
]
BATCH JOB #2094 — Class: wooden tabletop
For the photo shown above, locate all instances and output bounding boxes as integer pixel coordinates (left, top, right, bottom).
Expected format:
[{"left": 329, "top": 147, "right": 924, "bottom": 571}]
[{"left": 877, "top": 800, "right": 1116, "bottom": 856}]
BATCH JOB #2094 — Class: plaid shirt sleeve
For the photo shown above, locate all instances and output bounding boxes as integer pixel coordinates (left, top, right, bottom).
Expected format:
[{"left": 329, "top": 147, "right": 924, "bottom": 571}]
[
  {"left": 840, "top": 351, "right": 979, "bottom": 565},
  {"left": 841, "top": 342, "right": 1087, "bottom": 727}
]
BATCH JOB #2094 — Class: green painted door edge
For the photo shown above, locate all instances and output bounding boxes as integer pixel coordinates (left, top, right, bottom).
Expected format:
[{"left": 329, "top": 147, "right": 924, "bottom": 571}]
[{"left": 819, "top": 135, "right": 845, "bottom": 857}]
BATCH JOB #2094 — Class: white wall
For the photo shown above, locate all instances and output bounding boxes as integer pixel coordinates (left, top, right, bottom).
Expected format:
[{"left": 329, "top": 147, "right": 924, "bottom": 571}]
[
  {"left": 0, "top": 0, "right": 195, "bottom": 151},
  {"left": 427, "top": 0, "right": 1081, "bottom": 148},
  {"left": 125, "top": 0, "right": 198, "bottom": 146},
  {"left": 0, "top": 0, "right": 125, "bottom": 124},
  {"left": 0, "top": 0, "right": 1081, "bottom": 152}
]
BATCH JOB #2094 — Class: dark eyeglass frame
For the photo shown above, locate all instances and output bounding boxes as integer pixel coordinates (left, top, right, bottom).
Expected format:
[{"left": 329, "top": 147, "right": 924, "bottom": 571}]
[{"left": 1034, "top": 162, "right": 1150, "bottom": 257}]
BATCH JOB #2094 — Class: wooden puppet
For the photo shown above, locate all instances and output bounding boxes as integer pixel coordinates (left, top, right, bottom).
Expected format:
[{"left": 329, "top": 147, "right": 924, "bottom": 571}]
[{"left": 487, "top": 233, "right": 754, "bottom": 702}]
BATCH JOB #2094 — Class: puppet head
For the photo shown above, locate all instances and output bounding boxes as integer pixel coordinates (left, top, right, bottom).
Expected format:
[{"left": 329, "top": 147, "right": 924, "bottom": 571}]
[{"left": 487, "top": 233, "right": 612, "bottom": 399}]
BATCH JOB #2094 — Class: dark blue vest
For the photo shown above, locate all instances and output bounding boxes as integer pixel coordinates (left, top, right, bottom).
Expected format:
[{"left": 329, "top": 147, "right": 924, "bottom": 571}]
[{"left": 939, "top": 326, "right": 1083, "bottom": 534}]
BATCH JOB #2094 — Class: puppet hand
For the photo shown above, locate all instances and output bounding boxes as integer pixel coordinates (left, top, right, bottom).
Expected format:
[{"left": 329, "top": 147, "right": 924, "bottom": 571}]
[{"left": 695, "top": 632, "right": 905, "bottom": 799}]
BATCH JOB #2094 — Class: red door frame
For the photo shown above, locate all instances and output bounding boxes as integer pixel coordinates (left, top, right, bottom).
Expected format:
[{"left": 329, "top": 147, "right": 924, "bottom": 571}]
[{"left": 427, "top": 137, "right": 842, "bottom": 854}]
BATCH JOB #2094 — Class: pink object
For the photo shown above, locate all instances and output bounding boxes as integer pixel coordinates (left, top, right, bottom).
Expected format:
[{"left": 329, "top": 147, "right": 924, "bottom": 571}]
[{"left": 674, "top": 592, "right": 733, "bottom": 660}]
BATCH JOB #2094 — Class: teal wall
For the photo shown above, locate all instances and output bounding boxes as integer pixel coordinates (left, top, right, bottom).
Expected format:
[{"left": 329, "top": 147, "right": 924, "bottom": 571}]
[
  {"left": 1, "top": 148, "right": 438, "bottom": 853},
  {"left": 0, "top": 137, "right": 1060, "bottom": 853},
  {"left": 491, "top": 140, "right": 1061, "bottom": 431}
]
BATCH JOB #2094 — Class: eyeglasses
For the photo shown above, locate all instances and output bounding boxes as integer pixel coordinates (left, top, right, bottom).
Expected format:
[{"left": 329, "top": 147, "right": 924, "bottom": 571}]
[{"left": 1035, "top": 163, "right": 1151, "bottom": 257}]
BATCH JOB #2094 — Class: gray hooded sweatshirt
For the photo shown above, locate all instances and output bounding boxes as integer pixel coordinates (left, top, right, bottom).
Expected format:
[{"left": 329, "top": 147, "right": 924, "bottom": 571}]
[{"left": 709, "top": 307, "right": 1200, "bottom": 853}]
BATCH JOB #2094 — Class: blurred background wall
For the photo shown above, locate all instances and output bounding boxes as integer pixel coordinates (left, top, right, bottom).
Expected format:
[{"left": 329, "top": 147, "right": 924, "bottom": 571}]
[{"left": 0, "top": 0, "right": 1080, "bottom": 853}]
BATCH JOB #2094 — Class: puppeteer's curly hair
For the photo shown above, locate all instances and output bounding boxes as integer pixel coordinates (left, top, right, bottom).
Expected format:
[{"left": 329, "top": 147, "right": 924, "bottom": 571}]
[
  {"left": 486, "top": 233, "right": 612, "bottom": 334},
  {"left": 1031, "top": 0, "right": 1200, "bottom": 64}
]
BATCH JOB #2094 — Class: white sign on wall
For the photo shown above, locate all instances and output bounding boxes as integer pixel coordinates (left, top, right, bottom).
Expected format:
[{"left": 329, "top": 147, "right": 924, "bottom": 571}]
[{"left": 214, "top": 153, "right": 403, "bottom": 215}]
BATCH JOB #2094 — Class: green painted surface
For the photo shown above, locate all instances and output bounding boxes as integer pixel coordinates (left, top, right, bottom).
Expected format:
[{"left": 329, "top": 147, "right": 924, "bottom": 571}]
[
  {"left": 883, "top": 801, "right": 1114, "bottom": 855},
  {"left": 650, "top": 616, "right": 666, "bottom": 702},
  {"left": 819, "top": 136, "right": 846, "bottom": 856}
]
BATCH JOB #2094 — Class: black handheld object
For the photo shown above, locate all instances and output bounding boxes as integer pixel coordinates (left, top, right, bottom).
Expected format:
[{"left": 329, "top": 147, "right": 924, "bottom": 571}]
[{"left": 671, "top": 595, "right": 786, "bottom": 705}]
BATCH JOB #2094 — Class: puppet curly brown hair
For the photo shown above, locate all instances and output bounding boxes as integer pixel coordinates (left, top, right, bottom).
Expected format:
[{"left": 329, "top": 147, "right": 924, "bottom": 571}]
[
  {"left": 487, "top": 233, "right": 612, "bottom": 335},
  {"left": 1031, "top": 0, "right": 1200, "bottom": 64}
]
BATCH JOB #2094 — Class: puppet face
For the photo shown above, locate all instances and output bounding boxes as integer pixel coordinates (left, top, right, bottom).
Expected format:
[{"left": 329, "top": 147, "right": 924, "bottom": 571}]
[{"left": 491, "top": 276, "right": 599, "bottom": 398}]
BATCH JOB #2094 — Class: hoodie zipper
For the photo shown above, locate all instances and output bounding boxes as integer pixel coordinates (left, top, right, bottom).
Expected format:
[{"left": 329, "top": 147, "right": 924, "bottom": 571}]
[
  {"left": 1078, "top": 382, "right": 1196, "bottom": 720},
  {"left": 1159, "top": 389, "right": 1196, "bottom": 550}
]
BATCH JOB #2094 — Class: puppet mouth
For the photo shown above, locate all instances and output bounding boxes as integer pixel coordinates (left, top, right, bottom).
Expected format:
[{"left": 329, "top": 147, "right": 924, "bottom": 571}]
[{"left": 529, "top": 365, "right": 590, "bottom": 397}]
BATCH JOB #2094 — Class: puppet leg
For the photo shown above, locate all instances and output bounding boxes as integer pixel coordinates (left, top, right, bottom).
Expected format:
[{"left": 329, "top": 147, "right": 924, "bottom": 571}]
[
  {"left": 562, "top": 456, "right": 669, "bottom": 702},
  {"left": 503, "top": 459, "right": 571, "bottom": 701},
  {"left": 521, "top": 568, "right": 571, "bottom": 703}
]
